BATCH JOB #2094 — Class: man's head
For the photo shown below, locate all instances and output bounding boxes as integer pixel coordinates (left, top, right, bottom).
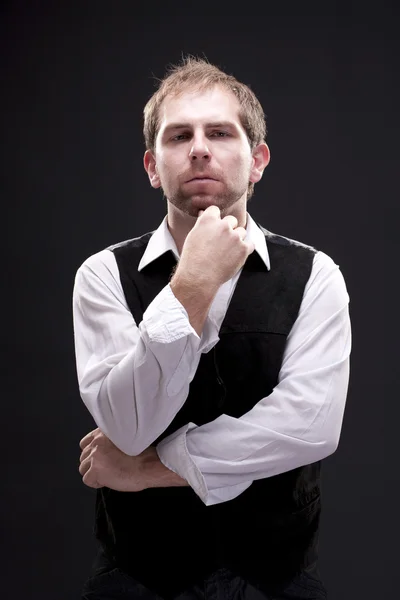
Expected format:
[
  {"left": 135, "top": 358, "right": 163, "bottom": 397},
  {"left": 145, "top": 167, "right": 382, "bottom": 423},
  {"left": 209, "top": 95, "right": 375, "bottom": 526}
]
[{"left": 143, "top": 56, "right": 270, "bottom": 219}]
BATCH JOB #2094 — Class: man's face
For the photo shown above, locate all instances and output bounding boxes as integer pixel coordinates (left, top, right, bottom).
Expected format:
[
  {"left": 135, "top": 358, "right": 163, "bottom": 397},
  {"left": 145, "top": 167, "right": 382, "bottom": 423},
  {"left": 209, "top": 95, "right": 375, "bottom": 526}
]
[{"left": 147, "top": 85, "right": 256, "bottom": 218}]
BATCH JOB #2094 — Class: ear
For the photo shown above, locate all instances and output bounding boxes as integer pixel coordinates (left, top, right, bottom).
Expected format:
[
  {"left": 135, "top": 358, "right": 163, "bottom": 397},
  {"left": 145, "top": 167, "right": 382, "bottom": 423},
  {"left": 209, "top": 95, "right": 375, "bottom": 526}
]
[
  {"left": 143, "top": 150, "right": 161, "bottom": 189},
  {"left": 249, "top": 143, "right": 270, "bottom": 184}
]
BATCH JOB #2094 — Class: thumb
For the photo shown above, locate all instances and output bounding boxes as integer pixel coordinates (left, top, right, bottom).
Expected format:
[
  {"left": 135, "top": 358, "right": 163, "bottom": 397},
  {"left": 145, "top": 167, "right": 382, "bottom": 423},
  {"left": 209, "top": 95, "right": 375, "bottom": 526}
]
[{"left": 246, "top": 239, "right": 256, "bottom": 255}]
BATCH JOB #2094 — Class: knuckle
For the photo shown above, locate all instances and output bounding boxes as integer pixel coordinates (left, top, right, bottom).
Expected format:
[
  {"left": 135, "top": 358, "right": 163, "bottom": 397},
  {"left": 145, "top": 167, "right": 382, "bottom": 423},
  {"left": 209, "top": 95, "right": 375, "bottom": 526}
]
[
  {"left": 234, "top": 228, "right": 244, "bottom": 240},
  {"left": 220, "top": 219, "right": 230, "bottom": 231}
]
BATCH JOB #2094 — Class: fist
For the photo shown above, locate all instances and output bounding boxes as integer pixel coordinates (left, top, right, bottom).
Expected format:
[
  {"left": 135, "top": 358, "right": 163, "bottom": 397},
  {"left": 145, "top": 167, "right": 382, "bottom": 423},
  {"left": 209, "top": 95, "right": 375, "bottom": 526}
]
[
  {"left": 78, "top": 428, "right": 147, "bottom": 492},
  {"left": 177, "top": 206, "right": 255, "bottom": 289}
]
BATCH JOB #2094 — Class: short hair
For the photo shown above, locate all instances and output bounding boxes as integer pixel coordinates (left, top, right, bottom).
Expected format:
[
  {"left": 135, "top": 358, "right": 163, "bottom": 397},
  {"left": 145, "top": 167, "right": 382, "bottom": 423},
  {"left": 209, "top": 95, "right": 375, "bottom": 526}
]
[{"left": 143, "top": 55, "right": 267, "bottom": 199}]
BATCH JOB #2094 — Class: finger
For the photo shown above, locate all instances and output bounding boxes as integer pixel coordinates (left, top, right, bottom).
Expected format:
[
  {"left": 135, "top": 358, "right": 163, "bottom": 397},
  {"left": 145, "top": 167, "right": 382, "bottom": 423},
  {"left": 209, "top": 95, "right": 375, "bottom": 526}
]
[
  {"left": 244, "top": 239, "right": 255, "bottom": 254},
  {"left": 79, "top": 453, "right": 93, "bottom": 477},
  {"left": 197, "top": 210, "right": 204, "bottom": 217},
  {"left": 82, "top": 465, "right": 102, "bottom": 489},
  {"left": 201, "top": 205, "right": 220, "bottom": 218},
  {"left": 79, "top": 444, "right": 93, "bottom": 464},
  {"left": 234, "top": 226, "right": 247, "bottom": 240},
  {"left": 79, "top": 428, "right": 99, "bottom": 450},
  {"left": 81, "top": 453, "right": 104, "bottom": 489},
  {"left": 223, "top": 215, "right": 239, "bottom": 230}
]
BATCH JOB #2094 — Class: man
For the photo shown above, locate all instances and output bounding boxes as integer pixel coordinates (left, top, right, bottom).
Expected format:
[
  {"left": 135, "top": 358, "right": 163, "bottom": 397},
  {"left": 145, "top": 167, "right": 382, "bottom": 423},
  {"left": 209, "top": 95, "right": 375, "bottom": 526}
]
[{"left": 73, "top": 56, "right": 351, "bottom": 600}]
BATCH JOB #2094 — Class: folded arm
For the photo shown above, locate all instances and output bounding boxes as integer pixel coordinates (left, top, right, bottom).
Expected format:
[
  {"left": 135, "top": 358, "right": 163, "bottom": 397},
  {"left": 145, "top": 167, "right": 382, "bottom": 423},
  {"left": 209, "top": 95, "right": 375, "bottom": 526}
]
[
  {"left": 155, "top": 251, "right": 352, "bottom": 506},
  {"left": 72, "top": 249, "right": 219, "bottom": 456}
]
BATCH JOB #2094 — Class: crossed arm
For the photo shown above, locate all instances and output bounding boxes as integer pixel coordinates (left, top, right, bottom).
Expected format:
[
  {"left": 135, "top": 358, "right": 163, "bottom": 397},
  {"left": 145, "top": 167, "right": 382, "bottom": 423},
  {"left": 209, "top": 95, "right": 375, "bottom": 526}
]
[
  {"left": 74, "top": 248, "right": 351, "bottom": 505},
  {"left": 78, "top": 428, "right": 189, "bottom": 491}
]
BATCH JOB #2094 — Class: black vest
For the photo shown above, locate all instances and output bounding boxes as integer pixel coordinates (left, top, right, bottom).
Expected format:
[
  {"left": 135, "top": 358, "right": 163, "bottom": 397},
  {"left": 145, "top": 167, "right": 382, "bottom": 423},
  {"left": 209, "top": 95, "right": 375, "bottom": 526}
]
[{"left": 94, "top": 223, "right": 321, "bottom": 599}]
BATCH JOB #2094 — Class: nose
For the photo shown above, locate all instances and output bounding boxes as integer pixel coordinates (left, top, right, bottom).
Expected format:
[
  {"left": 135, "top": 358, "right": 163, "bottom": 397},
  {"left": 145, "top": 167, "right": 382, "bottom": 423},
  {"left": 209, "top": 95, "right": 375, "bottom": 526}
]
[{"left": 189, "top": 135, "right": 211, "bottom": 162}]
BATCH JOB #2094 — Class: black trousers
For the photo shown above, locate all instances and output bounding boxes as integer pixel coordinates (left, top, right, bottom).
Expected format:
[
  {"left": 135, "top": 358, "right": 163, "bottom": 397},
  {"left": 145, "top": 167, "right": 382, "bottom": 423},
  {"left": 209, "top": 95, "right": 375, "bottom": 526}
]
[{"left": 81, "top": 548, "right": 328, "bottom": 600}]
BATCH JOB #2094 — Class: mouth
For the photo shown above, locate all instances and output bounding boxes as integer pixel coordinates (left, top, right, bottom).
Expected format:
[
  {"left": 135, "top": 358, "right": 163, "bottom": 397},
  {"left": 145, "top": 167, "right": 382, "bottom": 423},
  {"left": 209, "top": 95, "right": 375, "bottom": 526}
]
[{"left": 186, "top": 177, "right": 217, "bottom": 182}]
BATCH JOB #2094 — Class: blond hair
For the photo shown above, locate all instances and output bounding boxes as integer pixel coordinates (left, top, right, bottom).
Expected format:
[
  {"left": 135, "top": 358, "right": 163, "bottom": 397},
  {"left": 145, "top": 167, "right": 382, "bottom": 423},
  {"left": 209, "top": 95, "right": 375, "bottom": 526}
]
[{"left": 143, "top": 55, "right": 267, "bottom": 199}]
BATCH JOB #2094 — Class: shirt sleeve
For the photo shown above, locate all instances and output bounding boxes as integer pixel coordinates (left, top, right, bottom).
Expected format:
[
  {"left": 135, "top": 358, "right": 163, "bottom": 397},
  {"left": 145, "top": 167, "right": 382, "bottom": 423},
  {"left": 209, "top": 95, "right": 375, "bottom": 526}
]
[
  {"left": 156, "top": 251, "right": 352, "bottom": 506},
  {"left": 72, "top": 249, "right": 219, "bottom": 456}
]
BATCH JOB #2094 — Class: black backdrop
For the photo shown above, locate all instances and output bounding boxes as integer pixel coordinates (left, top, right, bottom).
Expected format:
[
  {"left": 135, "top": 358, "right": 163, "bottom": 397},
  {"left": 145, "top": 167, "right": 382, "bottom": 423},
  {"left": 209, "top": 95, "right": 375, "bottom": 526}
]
[{"left": 2, "top": 3, "right": 398, "bottom": 599}]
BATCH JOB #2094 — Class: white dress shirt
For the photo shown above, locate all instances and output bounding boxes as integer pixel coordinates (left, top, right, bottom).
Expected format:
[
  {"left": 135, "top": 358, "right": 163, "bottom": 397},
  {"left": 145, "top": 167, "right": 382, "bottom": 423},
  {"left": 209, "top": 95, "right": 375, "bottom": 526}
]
[{"left": 72, "top": 213, "right": 351, "bottom": 506}]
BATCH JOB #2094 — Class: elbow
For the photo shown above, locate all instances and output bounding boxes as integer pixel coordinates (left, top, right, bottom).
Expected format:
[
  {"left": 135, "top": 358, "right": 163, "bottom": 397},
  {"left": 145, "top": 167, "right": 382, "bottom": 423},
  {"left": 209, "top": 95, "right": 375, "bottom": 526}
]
[
  {"left": 114, "top": 440, "right": 142, "bottom": 457},
  {"left": 117, "top": 435, "right": 148, "bottom": 457},
  {"left": 80, "top": 388, "right": 141, "bottom": 457},
  {"left": 105, "top": 431, "right": 137, "bottom": 456},
  {"left": 80, "top": 368, "right": 165, "bottom": 457},
  {"left": 304, "top": 431, "right": 340, "bottom": 463},
  {"left": 307, "top": 417, "right": 343, "bottom": 461},
  {"left": 318, "top": 435, "right": 339, "bottom": 460},
  {"left": 100, "top": 423, "right": 158, "bottom": 457},
  {"left": 80, "top": 368, "right": 146, "bottom": 456},
  {"left": 112, "top": 435, "right": 155, "bottom": 457},
  {"left": 92, "top": 418, "right": 144, "bottom": 457},
  {"left": 94, "top": 415, "right": 143, "bottom": 457}
]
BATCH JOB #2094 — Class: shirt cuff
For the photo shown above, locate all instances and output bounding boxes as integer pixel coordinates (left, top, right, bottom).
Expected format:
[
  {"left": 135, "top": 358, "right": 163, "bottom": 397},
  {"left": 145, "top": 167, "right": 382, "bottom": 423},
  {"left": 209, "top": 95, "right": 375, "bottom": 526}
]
[
  {"left": 143, "top": 284, "right": 219, "bottom": 354},
  {"left": 156, "top": 423, "right": 254, "bottom": 506},
  {"left": 155, "top": 422, "right": 209, "bottom": 504}
]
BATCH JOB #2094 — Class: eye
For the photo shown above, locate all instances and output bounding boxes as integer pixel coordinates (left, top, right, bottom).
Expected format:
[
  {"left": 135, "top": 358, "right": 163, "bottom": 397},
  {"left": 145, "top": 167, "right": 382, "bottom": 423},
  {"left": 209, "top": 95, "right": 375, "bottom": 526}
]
[
  {"left": 210, "top": 131, "right": 229, "bottom": 137},
  {"left": 171, "top": 133, "right": 190, "bottom": 141}
]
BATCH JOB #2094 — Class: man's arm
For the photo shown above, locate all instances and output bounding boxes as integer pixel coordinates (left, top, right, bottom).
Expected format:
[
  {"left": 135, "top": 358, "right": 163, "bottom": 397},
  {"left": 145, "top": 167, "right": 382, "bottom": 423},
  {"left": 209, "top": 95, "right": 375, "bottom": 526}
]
[
  {"left": 155, "top": 251, "right": 352, "bottom": 506},
  {"left": 170, "top": 270, "right": 217, "bottom": 337},
  {"left": 72, "top": 249, "right": 219, "bottom": 457},
  {"left": 78, "top": 428, "right": 190, "bottom": 491}
]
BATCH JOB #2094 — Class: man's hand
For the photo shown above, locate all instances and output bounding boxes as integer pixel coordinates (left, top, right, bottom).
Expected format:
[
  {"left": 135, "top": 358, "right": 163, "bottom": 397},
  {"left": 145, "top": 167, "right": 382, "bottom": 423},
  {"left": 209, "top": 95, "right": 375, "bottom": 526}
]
[
  {"left": 170, "top": 206, "right": 255, "bottom": 337},
  {"left": 78, "top": 428, "right": 150, "bottom": 492},
  {"left": 176, "top": 206, "right": 255, "bottom": 290}
]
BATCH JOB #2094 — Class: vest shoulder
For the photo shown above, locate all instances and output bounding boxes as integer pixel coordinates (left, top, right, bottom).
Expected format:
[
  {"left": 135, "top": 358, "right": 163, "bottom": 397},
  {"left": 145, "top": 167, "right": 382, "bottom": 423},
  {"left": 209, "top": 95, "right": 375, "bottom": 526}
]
[
  {"left": 76, "top": 231, "right": 154, "bottom": 275},
  {"left": 105, "top": 230, "right": 154, "bottom": 252},
  {"left": 257, "top": 224, "right": 318, "bottom": 254}
]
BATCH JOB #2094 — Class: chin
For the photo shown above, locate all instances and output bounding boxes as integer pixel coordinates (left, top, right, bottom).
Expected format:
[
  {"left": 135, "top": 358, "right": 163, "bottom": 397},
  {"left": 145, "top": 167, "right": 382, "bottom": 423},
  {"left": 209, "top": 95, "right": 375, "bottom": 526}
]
[{"left": 168, "top": 191, "right": 236, "bottom": 217}]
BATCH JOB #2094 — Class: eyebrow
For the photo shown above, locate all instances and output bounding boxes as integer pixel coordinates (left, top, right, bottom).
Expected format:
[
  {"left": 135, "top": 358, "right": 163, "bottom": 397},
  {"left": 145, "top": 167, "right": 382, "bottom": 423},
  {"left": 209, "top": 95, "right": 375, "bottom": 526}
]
[{"left": 163, "top": 121, "right": 237, "bottom": 133}]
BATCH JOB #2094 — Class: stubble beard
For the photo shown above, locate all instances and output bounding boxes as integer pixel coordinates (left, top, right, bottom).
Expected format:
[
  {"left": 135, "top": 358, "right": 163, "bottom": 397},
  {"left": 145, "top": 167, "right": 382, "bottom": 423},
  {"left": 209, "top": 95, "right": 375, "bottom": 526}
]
[{"left": 165, "top": 182, "right": 248, "bottom": 218}]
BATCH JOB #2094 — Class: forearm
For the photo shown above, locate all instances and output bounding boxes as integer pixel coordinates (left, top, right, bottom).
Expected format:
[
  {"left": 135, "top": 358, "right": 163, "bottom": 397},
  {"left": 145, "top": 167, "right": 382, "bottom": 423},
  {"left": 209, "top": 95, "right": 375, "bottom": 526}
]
[
  {"left": 141, "top": 446, "right": 190, "bottom": 488},
  {"left": 170, "top": 270, "right": 218, "bottom": 336},
  {"left": 74, "top": 258, "right": 218, "bottom": 456}
]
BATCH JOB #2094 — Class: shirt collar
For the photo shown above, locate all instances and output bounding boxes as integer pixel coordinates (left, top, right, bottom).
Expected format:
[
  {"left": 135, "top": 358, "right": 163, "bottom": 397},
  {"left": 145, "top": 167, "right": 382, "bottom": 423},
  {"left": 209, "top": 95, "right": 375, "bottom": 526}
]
[{"left": 138, "top": 212, "right": 270, "bottom": 272}]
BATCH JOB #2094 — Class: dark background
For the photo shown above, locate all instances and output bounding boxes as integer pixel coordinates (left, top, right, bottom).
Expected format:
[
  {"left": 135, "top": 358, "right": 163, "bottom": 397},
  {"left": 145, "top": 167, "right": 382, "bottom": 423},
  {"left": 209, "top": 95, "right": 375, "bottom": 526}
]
[{"left": 2, "top": 2, "right": 398, "bottom": 599}]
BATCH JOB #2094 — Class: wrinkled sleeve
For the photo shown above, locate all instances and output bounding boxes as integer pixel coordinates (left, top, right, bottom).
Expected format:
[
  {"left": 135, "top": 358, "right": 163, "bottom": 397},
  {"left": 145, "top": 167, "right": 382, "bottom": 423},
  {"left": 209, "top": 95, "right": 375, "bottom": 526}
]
[
  {"left": 72, "top": 249, "right": 219, "bottom": 456},
  {"left": 156, "top": 251, "right": 351, "bottom": 506}
]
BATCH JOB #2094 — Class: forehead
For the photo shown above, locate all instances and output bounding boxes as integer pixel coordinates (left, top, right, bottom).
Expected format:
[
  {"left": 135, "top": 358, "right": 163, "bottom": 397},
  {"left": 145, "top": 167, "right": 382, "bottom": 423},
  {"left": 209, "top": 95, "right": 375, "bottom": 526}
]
[{"left": 158, "top": 85, "right": 242, "bottom": 129}]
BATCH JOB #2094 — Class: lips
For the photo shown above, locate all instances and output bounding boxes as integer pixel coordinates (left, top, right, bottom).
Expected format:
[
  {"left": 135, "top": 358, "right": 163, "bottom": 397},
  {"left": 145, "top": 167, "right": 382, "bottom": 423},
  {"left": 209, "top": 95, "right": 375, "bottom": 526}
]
[{"left": 187, "top": 176, "right": 217, "bottom": 182}]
